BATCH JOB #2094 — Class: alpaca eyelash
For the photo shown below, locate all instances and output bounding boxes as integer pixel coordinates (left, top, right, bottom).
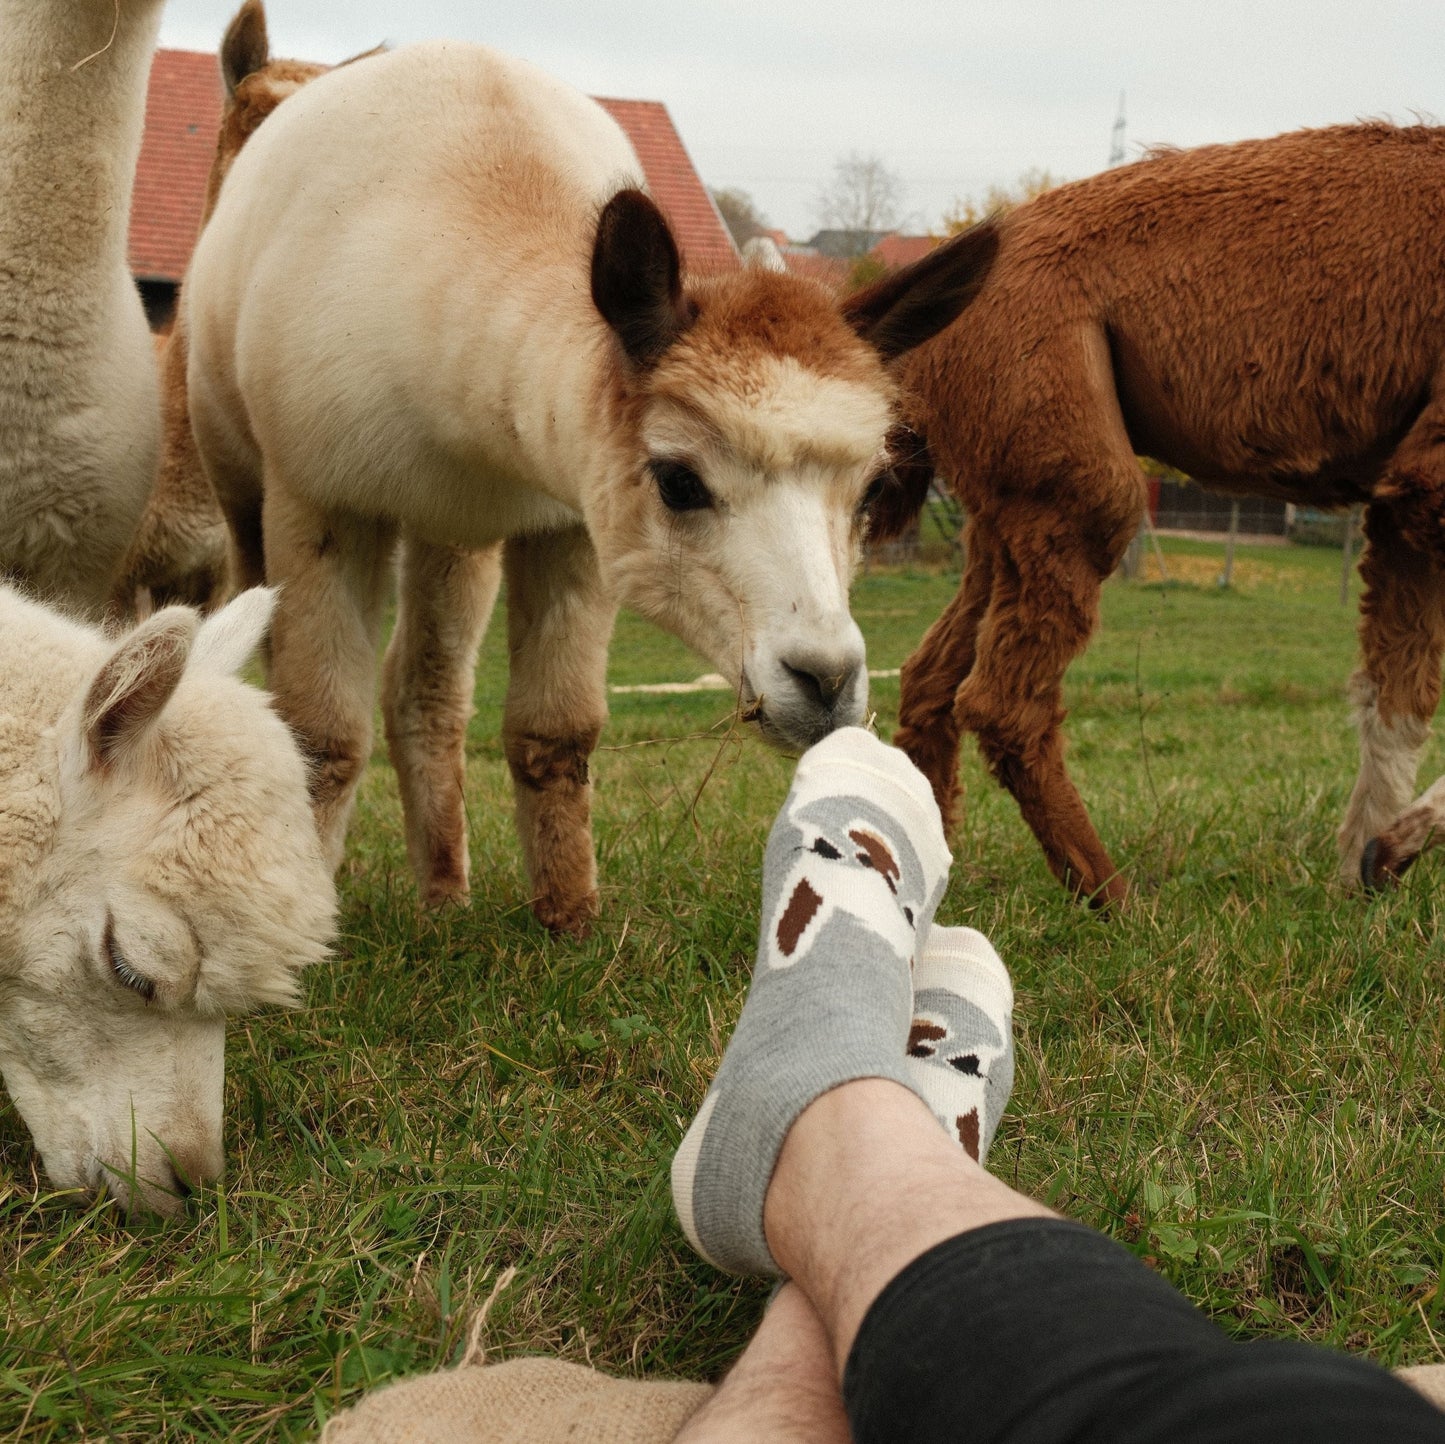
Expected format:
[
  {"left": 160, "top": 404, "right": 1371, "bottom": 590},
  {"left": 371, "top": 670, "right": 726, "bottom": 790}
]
[{"left": 103, "top": 914, "right": 156, "bottom": 1003}]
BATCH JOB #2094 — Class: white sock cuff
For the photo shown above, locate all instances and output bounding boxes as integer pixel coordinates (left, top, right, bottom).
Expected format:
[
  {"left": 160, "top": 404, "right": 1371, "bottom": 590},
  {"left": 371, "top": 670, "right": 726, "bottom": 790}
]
[
  {"left": 789, "top": 729, "right": 951, "bottom": 876},
  {"left": 914, "top": 926, "right": 1014, "bottom": 1018}
]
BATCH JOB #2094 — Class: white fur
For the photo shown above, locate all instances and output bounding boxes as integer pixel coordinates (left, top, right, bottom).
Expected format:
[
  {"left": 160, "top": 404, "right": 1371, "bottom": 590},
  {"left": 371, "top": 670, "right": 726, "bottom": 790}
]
[
  {"left": 181, "top": 40, "right": 954, "bottom": 919},
  {"left": 0, "top": 0, "right": 163, "bottom": 614},
  {"left": 1338, "top": 671, "right": 1431, "bottom": 881},
  {"left": 0, "top": 585, "right": 335, "bottom": 1214}
]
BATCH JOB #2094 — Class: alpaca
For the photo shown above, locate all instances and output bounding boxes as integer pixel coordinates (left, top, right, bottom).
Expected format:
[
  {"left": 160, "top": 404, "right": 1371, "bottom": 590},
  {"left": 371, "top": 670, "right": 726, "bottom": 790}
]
[
  {"left": 0, "top": 585, "right": 334, "bottom": 1215},
  {"left": 183, "top": 40, "right": 997, "bottom": 934},
  {"left": 109, "top": 1, "right": 348, "bottom": 616},
  {"left": 0, "top": 0, "right": 164, "bottom": 614},
  {"left": 874, "top": 124, "right": 1445, "bottom": 905}
]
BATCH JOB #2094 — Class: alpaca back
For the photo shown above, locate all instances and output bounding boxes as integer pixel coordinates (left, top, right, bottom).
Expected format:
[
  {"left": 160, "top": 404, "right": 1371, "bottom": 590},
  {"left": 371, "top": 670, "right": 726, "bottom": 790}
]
[{"left": 905, "top": 124, "right": 1445, "bottom": 502}]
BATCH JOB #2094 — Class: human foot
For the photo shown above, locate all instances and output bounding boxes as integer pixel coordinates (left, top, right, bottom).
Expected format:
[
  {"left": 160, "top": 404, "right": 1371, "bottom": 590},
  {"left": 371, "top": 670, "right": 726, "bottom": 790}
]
[
  {"left": 905, "top": 926, "right": 1014, "bottom": 1164},
  {"left": 671, "top": 728, "right": 951, "bottom": 1274}
]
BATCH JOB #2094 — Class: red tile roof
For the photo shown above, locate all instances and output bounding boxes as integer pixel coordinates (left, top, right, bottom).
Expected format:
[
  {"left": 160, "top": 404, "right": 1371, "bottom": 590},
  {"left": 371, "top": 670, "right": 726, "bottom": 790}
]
[
  {"left": 870, "top": 233, "right": 942, "bottom": 270},
  {"left": 593, "top": 98, "right": 737, "bottom": 273},
  {"left": 128, "top": 50, "right": 738, "bottom": 283},
  {"left": 129, "top": 49, "right": 223, "bottom": 281}
]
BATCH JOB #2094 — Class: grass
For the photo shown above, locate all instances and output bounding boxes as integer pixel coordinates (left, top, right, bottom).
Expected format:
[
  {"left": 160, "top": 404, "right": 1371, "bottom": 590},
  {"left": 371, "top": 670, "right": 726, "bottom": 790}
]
[{"left": 5, "top": 535, "right": 1445, "bottom": 1438}]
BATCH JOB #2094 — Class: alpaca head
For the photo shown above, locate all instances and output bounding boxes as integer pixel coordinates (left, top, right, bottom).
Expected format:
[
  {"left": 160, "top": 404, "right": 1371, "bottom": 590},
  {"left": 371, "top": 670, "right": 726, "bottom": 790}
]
[
  {"left": 590, "top": 192, "right": 997, "bottom": 751},
  {"left": 0, "top": 589, "right": 334, "bottom": 1216}
]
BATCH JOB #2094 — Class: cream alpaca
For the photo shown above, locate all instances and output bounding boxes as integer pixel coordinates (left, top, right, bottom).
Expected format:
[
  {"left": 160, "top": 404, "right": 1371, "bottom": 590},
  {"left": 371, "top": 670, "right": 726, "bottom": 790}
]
[
  {"left": 0, "top": 586, "right": 335, "bottom": 1214},
  {"left": 185, "top": 40, "right": 996, "bottom": 933},
  {"left": 111, "top": 0, "right": 345, "bottom": 617},
  {"left": 0, "top": 0, "right": 163, "bottom": 614}
]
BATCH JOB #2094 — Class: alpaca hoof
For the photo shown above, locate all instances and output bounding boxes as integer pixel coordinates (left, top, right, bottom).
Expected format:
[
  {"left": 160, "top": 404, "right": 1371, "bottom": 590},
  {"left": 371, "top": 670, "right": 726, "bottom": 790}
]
[
  {"left": 422, "top": 880, "right": 471, "bottom": 909},
  {"left": 532, "top": 890, "right": 599, "bottom": 938},
  {"left": 1360, "top": 836, "right": 1413, "bottom": 893}
]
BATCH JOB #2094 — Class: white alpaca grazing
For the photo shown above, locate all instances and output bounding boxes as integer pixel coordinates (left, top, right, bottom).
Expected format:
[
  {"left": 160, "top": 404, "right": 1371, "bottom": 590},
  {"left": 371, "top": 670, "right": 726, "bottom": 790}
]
[
  {"left": 0, "top": 586, "right": 335, "bottom": 1215},
  {"left": 185, "top": 41, "right": 997, "bottom": 933},
  {"left": 0, "top": 0, "right": 163, "bottom": 613}
]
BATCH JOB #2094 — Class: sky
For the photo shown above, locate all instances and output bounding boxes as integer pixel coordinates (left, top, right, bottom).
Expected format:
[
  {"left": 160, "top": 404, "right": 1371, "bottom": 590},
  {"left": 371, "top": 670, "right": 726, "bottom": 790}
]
[{"left": 158, "top": 1, "right": 1445, "bottom": 241}]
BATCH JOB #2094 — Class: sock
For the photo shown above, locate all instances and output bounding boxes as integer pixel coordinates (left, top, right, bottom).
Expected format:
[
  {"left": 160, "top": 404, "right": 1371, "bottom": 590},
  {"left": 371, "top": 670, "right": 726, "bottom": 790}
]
[
  {"left": 671, "top": 727, "right": 952, "bottom": 1276},
  {"left": 905, "top": 926, "right": 1014, "bottom": 1165}
]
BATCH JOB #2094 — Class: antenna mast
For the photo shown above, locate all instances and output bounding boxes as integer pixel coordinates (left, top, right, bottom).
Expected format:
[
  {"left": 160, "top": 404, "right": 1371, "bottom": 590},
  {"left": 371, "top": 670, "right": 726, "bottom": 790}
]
[{"left": 1108, "top": 91, "right": 1126, "bottom": 167}]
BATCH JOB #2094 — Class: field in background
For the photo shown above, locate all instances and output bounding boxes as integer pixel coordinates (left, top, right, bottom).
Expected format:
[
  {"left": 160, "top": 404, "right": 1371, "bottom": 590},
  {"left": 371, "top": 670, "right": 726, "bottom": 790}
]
[{"left": 5, "top": 537, "right": 1445, "bottom": 1439}]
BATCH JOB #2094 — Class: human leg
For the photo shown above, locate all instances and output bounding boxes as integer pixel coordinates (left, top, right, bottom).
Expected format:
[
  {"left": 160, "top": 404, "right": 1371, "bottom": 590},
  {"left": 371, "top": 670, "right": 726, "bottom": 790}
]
[
  {"left": 670, "top": 1283, "right": 850, "bottom": 1444},
  {"left": 674, "top": 732, "right": 1445, "bottom": 1443}
]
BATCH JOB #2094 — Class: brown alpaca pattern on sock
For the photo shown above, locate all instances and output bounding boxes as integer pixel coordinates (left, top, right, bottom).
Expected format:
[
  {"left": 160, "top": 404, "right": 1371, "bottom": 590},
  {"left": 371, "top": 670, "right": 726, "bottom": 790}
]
[
  {"left": 849, "top": 829, "right": 901, "bottom": 892},
  {"left": 957, "top": 1109, "right": 980, "bottom": 1160},
  {"left": 776, "top": 879, "right": 823, "bottom": 956}
]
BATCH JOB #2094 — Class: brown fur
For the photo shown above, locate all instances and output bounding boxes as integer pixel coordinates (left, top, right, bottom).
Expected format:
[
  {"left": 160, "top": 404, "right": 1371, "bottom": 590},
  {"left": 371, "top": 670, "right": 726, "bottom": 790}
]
[
  {"left": 889, "top": 123, "right": 1445, "bottom": 903},
  {"left": 109, "top": 4, "right": 332, "bottom": 617}
]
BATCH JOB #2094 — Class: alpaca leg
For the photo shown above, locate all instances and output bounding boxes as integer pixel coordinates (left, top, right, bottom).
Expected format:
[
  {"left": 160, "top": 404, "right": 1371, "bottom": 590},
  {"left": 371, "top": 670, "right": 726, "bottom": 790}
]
[
  {"left": 382, "top": 537, "right": 502, "bottom": 906},
  {"left": 1343, "top": 501, "right": 1445, "bottom": 885},
  {"left": 955, "top": 519, "right": 1128, "bottom": 906},
  {"left": 895, "top": 514, "right": 996, "bottom": 831},
  {"left": 501, "top": 526, "right": 616, "bottom": 936},
  {"left": 263, "top": 484, "right": 395, "bottom": 871}
]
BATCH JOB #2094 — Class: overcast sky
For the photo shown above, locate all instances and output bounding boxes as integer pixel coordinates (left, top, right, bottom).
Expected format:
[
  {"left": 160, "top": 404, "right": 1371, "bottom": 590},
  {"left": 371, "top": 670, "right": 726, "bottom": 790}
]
[{"left": 158, "top": 1, "right": 1444, "bottom": 240}]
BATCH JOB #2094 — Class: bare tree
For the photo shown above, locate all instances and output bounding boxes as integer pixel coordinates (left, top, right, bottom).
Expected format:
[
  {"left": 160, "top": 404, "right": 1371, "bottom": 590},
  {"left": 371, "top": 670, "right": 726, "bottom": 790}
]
[
  {"left": 813, "top": 153, "right": 904, "bottom": 255},
  {"left": 711, "top": 186, "right": 769, "bottom": 247},
  {"left": 941, "top": 167, "right": 1063, "bottom": 232}
]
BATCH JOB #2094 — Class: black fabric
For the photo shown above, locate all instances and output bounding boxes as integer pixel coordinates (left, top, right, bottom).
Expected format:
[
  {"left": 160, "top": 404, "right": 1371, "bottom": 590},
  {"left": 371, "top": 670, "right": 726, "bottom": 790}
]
[{"left": 843, "top": 1218, "right": 1445, "bottom": 1444}]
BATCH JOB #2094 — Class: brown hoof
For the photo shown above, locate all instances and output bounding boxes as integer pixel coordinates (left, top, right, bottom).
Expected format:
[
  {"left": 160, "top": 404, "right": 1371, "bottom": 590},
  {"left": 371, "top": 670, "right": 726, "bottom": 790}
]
[
  {"left": 532, "top": 890, "right": 600, "bottom": 938},
  {"left": 422, "top": 880, "right": 471, "bottom": 908},
  {"left": 1361, "top": 836, "right": 1414, "bottom": 893}
]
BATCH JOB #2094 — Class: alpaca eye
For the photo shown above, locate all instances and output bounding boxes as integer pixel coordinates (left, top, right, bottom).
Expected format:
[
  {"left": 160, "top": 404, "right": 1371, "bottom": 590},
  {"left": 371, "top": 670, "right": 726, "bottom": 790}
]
[
  {"left": 103, "top": 914, "right": 155, "bottom": 1003},
  {"left": 859, "top": 471, "right": 889, "bottom": 515},
  {"left": 649, "top": 459, "right": 713, "bottom": 512}
]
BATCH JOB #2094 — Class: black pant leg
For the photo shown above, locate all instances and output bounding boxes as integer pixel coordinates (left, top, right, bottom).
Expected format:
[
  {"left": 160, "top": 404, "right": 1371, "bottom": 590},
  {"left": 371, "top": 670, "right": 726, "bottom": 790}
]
[{"left": 842, "top": 1218, "right": 1445, "bottom": 1444}]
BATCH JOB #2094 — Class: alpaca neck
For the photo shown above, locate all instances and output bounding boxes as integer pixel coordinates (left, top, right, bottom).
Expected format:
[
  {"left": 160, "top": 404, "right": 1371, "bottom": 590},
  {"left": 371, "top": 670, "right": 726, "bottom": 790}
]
[{"left": 0, "top": 0, "right": 165, "bottom": 282}]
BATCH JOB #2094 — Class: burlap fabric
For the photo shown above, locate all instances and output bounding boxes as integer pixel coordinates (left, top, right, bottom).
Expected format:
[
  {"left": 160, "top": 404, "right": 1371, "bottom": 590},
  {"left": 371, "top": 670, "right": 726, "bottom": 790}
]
[
  {"left": 1398, "top": 1363, "right": 1445, "bottom": 1412},
  {"left": 321, "top": 1355, "right": 715, "bottom": 1444},
  {"left": 323, "top": 1353, "right": 1445, "bottom": 1441}
]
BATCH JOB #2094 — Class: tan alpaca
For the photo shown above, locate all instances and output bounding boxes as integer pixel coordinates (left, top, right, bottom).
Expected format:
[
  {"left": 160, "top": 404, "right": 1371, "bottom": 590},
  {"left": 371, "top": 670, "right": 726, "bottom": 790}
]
[
  {"left": 184, "top": 41, "right": 996, "bottom": 933},
  {"left": 0, "top": 586, "right": 335, "bottom": 1215},
  {"left": 110, "top": 1, "right": 344, "bottom": 616},
  {"left": 872, "top": 124, "right": 1445, "bottom": 904},
  {"left": 0, "top": 0, "right": 164, "bottom": 614}
]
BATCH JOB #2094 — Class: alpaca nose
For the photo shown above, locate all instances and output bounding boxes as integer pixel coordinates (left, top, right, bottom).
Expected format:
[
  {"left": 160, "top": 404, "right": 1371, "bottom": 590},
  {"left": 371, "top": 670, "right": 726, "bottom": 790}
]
[{"left": 779, "top": 647, "right": 865, "bottom": 717}]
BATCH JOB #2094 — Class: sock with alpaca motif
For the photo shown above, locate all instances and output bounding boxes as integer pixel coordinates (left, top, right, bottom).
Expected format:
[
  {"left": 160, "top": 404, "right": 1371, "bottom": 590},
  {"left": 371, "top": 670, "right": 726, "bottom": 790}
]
[
  {"left": 671, "top": 727, "right": 952, "bottom": 1276},
  {"left": 904, "top": 925, "right": 1014, "bottom": 1165}
]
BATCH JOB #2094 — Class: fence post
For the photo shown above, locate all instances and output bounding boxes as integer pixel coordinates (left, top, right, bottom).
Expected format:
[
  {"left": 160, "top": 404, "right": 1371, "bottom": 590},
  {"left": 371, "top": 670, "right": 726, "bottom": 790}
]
[{"left": 1218, "top": 501, "right": 1240, "bottom": 588}]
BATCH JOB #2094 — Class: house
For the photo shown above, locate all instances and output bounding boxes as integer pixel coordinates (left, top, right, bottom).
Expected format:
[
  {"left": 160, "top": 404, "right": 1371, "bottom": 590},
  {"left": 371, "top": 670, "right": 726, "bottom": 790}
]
[
  {"left": 773, "top": 230, "right": 943, "bottom": 293},
  {"left": 128, "top": 48, "right": 737, "bottom": 328}
]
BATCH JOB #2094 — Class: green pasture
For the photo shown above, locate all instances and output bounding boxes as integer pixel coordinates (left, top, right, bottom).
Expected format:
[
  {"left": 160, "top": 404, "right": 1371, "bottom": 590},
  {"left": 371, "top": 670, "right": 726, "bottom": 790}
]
[{"left": 5, "top": 536, "right": 1445, "bottom": 1439}]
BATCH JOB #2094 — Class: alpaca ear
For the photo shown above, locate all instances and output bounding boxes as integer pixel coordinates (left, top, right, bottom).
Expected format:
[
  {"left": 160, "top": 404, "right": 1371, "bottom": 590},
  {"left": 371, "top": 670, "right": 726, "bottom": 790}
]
[
  {"left": 192, "top": 586, "right": 277, "bottom": 676},
  {"left": 592, "top": 189, "right": 696, "bottom": 369},
  {"left": 843, "top": 219, "right": 999, "bottom": 361},
  {"left": 82, "top": 610, "right": 199, "bottom": 770},
  {"left": 220, "top": 0, "right": 269, "bottom": 97}
]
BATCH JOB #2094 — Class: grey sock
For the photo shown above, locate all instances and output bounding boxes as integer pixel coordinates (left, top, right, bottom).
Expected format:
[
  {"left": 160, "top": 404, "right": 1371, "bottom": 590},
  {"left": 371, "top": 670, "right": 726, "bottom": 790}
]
[
  {"left": 671, "top": 727, "right": 951, "bottom": 1276},
  {"left": 905, "top": 926, "right": 1014, "bottom": 1165}
]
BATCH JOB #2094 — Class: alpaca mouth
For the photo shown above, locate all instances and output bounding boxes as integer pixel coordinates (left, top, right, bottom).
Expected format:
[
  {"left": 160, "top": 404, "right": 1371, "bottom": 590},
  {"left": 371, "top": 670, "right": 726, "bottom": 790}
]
[{"left": 738, "top": 673, "right": 846, "bottom": 755}]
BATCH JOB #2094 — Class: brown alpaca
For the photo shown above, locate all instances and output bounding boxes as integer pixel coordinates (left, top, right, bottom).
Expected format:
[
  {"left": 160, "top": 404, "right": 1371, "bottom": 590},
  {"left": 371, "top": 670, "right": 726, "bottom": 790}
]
[
  {"left": 878, "top": 123, "right": 1445, "bottom": 904},
  {"left": 110, "top": 1, "right": 332, "bottom": 615}
]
